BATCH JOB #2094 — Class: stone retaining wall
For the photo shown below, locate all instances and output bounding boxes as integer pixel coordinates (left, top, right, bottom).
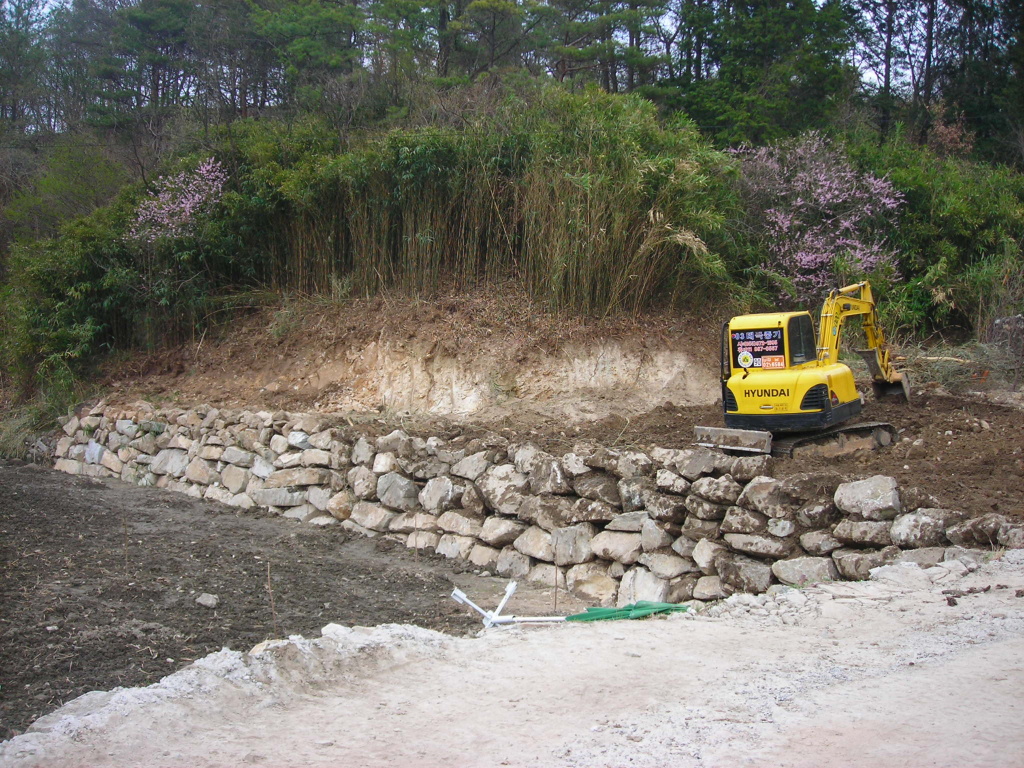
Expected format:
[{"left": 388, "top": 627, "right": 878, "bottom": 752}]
[{"left": 53, "top": 402, "right": 1024, "bottom": 607}]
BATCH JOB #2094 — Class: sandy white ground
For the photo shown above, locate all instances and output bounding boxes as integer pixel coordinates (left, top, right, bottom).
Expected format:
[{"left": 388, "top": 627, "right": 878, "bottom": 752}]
[{"left": 3, "top": 553, "right": 1023, "bottom": 768}]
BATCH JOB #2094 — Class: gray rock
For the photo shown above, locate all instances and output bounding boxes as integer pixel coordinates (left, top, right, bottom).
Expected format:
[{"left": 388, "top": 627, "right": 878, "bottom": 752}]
[
  {"left": 568, "top": 498, "right": 620, "bottom": 524},
  {"left": 690, "top": 474, "right": 743, "bottom": 505},
  {"left": 469, "top": 544, "right": 501, "bottom": 570},
  {"left": 526, "top": 564, "right": 566, "bottom": 590},
  {"left": 574, "top": 472, "right": 622, "bottom": 506},
  {"left": 692, "top": 538, "right": 727, "bottom": 575},
  {"left": 638, "top": 551, "right": 698, "bottom": 579},
  {"left": 347, "top": 466, "right": 377, "bottom": 498},
  {"left": 251, "top": 487, "right": 308, "bottom": 507},
  {"left": 618, "top": 477, "right": 659, "bottom": 513},
  {"left": 552, "top": 523, "right": 597, "bottom": 566},
  {"left": 418, "top": 476, "right": 462, "bottom": 513},
  {"left": 655, "top": 469, "right": 691, "bottom": 496},
  {"left": 264, "top": 467, "right": 331, "bottom": 489},
  {"left": 372, "top": 452, "right": 399, "bottom": 474},
  {"left": 678, "top": 448, "right": 730, "bottom": 481},
  {"left": 530, "top": 457, "right": 573, "bottom": 495},
  {"left": 717, "top": 552, "right": 773, "bottom": 594},
  {"left": 832, "top": 546, "right": 899, "bottom": 580},
  {"left": 326, "top": 489, "right": 356, "bottom": 520},
  {"left": 351, "top": 437, "right": 375, "bottom": 466},
  {"left": 666, "top": 573, "right": 701, "bottom": 603},
  {"left": 644, "top": 494, "right": 688, "bottom": 523},
  {"left": 150, "top": 449, "right": 189, "bottom": 477},
  {"left": 671, "top": 536, "right": 697, "bottom": 558},
  {"left": 185, "top": 458, "right": 219, "bottom": 486},
  {"left": 513, "top": 526, "right": 555, "bottom": 562},
  {"left": 998, "top": 524, "right": 1024, "bottom": 549},
  {"left": 251, "top": 455, "right": 275, "bottom": 480},
  {"left": 195, "top": 593, "right": 219, "bottom": 609},
  {"left": 566, "top": 564, "right": 618, "bottom": 607},
  {"left": 479, "top": 517, "right": 528, "bottom": 548},
  {"left": 767, "top": 518, "right": 796, "bottom": 538},
  {"left": 220, "top": 465, "right": 250, "bottom": 495},
  {"left": 451, "top": 451, "right": 491, "bottom": 481},
  {"left": 436, "top": 510, "right": 483, "bottom": 538},
  {"left": 606, "top": 511, "right": 648, "bottom": 532},
  {"left": 723, "top": 533, "right": 792, "bottom": 559},
  {"left": 946, "top": 513, "right": 1008, "bottom": 548},
  {"left": 640, "top": 519, "right": 674, "bottom": 551},
  {"left": 518, "top": 495, "right": 577, "bottom": 531},
  {"left": 692, "top": 575, "right": 726, "bottom": 601},
  {"left": 720, "top": 506, "right": 769, "bottom": 535},
  {"left": 680, "top": 516, "right": 720, "bottom": 541},
  {"left": 496, "top": 547, "right": 532, "bottom": 579},
  {"left": 833, "top": 519, "right": 893, "bottom": 548},
  {"left": 222, "top": 446, "right": 255, "bottom": 467},
  {"left": 771, "top": 556, "right": 840, "bottom": 587},
  {"left": 834, "top": 475, "right": 902, "bottom": 520},
  {"left": 728, "top": 454, "right": 774, "bottom": 483},
  {"left": 377, "top": 472, "right": 421, "bottom": 513},
  {"left": 799, "top": 529, "right": 843, "bottom": 555},
  {"left": 376, "top": 429, "right": 412, "bottom": 456},
  {"left": 476, "top": 464, "right": 530, "bottom": 516},
  {"left": 435, "top": 534, "right": 476, "bottom": 560},
  {"left": 349, "top": 501, "right": 399, "bottom": 532},
  {"left": 617, "top": 567, "right": 669, "bottom": 606},
  {"left": 590, "top": 531, "right": 643, "bottom": 565},
  {"left": 895, "top": 547, "right": 946, "bottom": 568},
  {"left": 890, "top": 509, "right": 964, "bottom": 548},
  {"left": 684, "top": 495, "right": 730, "bottom": 521},
  {"left": 795, "top": 501, "right": 841, "bottom": 528},
  {"left": 406, "top": 531, "right": 440, "bottom": 550}
]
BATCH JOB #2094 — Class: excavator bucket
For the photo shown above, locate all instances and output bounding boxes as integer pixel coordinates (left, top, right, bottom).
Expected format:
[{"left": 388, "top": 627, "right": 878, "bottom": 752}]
[
  {"left": 872, "top": 373, "right": 911, "bottom": 403},
  {"left": 693, "top": 426, "right": 773, "bottom": 454},
  {"left": 856, "top": 349, "right": 911, "bottom": 403}
]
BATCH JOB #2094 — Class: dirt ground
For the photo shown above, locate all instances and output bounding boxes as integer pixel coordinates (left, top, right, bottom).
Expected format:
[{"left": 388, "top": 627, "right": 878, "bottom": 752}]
[{"left": 0, "top": 462, "right": 585, "bottom": 740}]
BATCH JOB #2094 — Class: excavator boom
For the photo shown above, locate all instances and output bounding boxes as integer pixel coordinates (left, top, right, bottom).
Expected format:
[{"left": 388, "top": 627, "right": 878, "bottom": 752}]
[{"left": 818, "top": 282, "right": 910, "bottom": 402}]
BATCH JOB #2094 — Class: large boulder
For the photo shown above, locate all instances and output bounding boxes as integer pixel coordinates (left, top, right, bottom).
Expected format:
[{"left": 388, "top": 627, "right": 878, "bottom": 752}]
[
  {"left": 476, "top": 464, "right": 530, "bottom": 516},
  {"left": 552, "top": 523, "right": 598, "bottom": 566},
  {"left": 890, "top": 509, "right": 964, "bottom": 548},
  {"left": 723, "top": 533, "right": 793, "bottom": 559},
  {"left": 832, "top": 546, "right": 898, "bottom": 580},
  {"left": 377, "top": 472, "right": 421, "bottom": 513},
  {"left": 772, "top": 557, "right": 840, "bottom": 587},
  {"left": 716, "top": 552, "right": 773, "bottom": 594},
  {"left": 617, "top": 567, "right": 669, "bottom": 606},
  {"left": 946, "top": 513, "right": 1008, "bottom": 548},
  {"left": 833, "top": 519, "right": 893, "bottom": 548},
  {"left": 834, "top": 475, "right": 902, "bottom": 520},
  {"left": 590, "top": 531, "right": 643, "bottom": 565}
]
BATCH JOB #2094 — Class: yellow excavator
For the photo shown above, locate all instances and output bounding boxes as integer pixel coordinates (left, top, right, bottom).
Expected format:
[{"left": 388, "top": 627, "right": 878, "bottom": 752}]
[{"left": 695, "top": 281, "right": 910, "bottom": 456}]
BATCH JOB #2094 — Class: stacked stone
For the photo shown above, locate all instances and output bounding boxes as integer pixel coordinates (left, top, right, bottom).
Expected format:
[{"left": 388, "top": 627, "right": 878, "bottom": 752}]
[{"left": 53, "top": 404, "right": 1024, "bottom": 607}]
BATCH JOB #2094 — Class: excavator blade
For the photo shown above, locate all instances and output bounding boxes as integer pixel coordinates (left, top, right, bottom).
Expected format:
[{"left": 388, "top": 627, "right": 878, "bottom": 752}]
[{"left": 693, "top": 426, "right": 772, "bottom": 454}]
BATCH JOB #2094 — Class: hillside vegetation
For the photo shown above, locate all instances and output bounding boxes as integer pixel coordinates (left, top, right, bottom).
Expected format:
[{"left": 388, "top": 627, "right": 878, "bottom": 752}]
[{"left": 1, "top": 0, "right": 1022, "bottom": 432}]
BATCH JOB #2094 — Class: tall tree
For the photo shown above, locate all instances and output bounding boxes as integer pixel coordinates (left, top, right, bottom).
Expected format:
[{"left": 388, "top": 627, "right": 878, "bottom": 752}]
[{"left": 0, "top": 0, "right": 46, "bottom": 127}]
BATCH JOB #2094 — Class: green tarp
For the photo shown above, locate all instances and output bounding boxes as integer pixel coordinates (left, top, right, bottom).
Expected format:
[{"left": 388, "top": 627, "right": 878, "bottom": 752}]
[{"left": 564, "top": 602, "right": 689, "bottom": 622}]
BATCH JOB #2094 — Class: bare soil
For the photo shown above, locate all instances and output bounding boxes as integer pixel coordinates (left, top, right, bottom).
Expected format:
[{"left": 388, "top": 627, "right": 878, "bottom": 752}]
[{"left": 0, "top": 462, "right": 584, "bottom": 740}]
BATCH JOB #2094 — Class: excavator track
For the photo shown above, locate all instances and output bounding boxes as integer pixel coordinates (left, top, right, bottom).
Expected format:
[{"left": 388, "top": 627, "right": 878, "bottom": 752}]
[{"left": 770, "top": 421, "right": 896, "bottom": 458}]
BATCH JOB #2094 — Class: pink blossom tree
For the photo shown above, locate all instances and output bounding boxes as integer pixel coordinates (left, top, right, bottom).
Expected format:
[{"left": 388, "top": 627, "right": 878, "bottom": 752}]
[
  {"left": 733, "top": 133, "right": 903, "bottom": 305},
  {"left": 128, "top": 158, "right": 228, "bottom": 244}
]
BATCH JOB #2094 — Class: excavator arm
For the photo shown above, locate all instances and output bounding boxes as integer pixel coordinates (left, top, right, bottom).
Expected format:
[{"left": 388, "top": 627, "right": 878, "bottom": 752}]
[{"left": 817, "top": 282, "right": 910, "bottom": 400}]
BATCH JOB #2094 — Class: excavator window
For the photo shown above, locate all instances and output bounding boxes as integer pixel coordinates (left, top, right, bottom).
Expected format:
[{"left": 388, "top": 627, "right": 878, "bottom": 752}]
[{"left": 788, "top": 314, "right": 817, "bottom": 365}]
